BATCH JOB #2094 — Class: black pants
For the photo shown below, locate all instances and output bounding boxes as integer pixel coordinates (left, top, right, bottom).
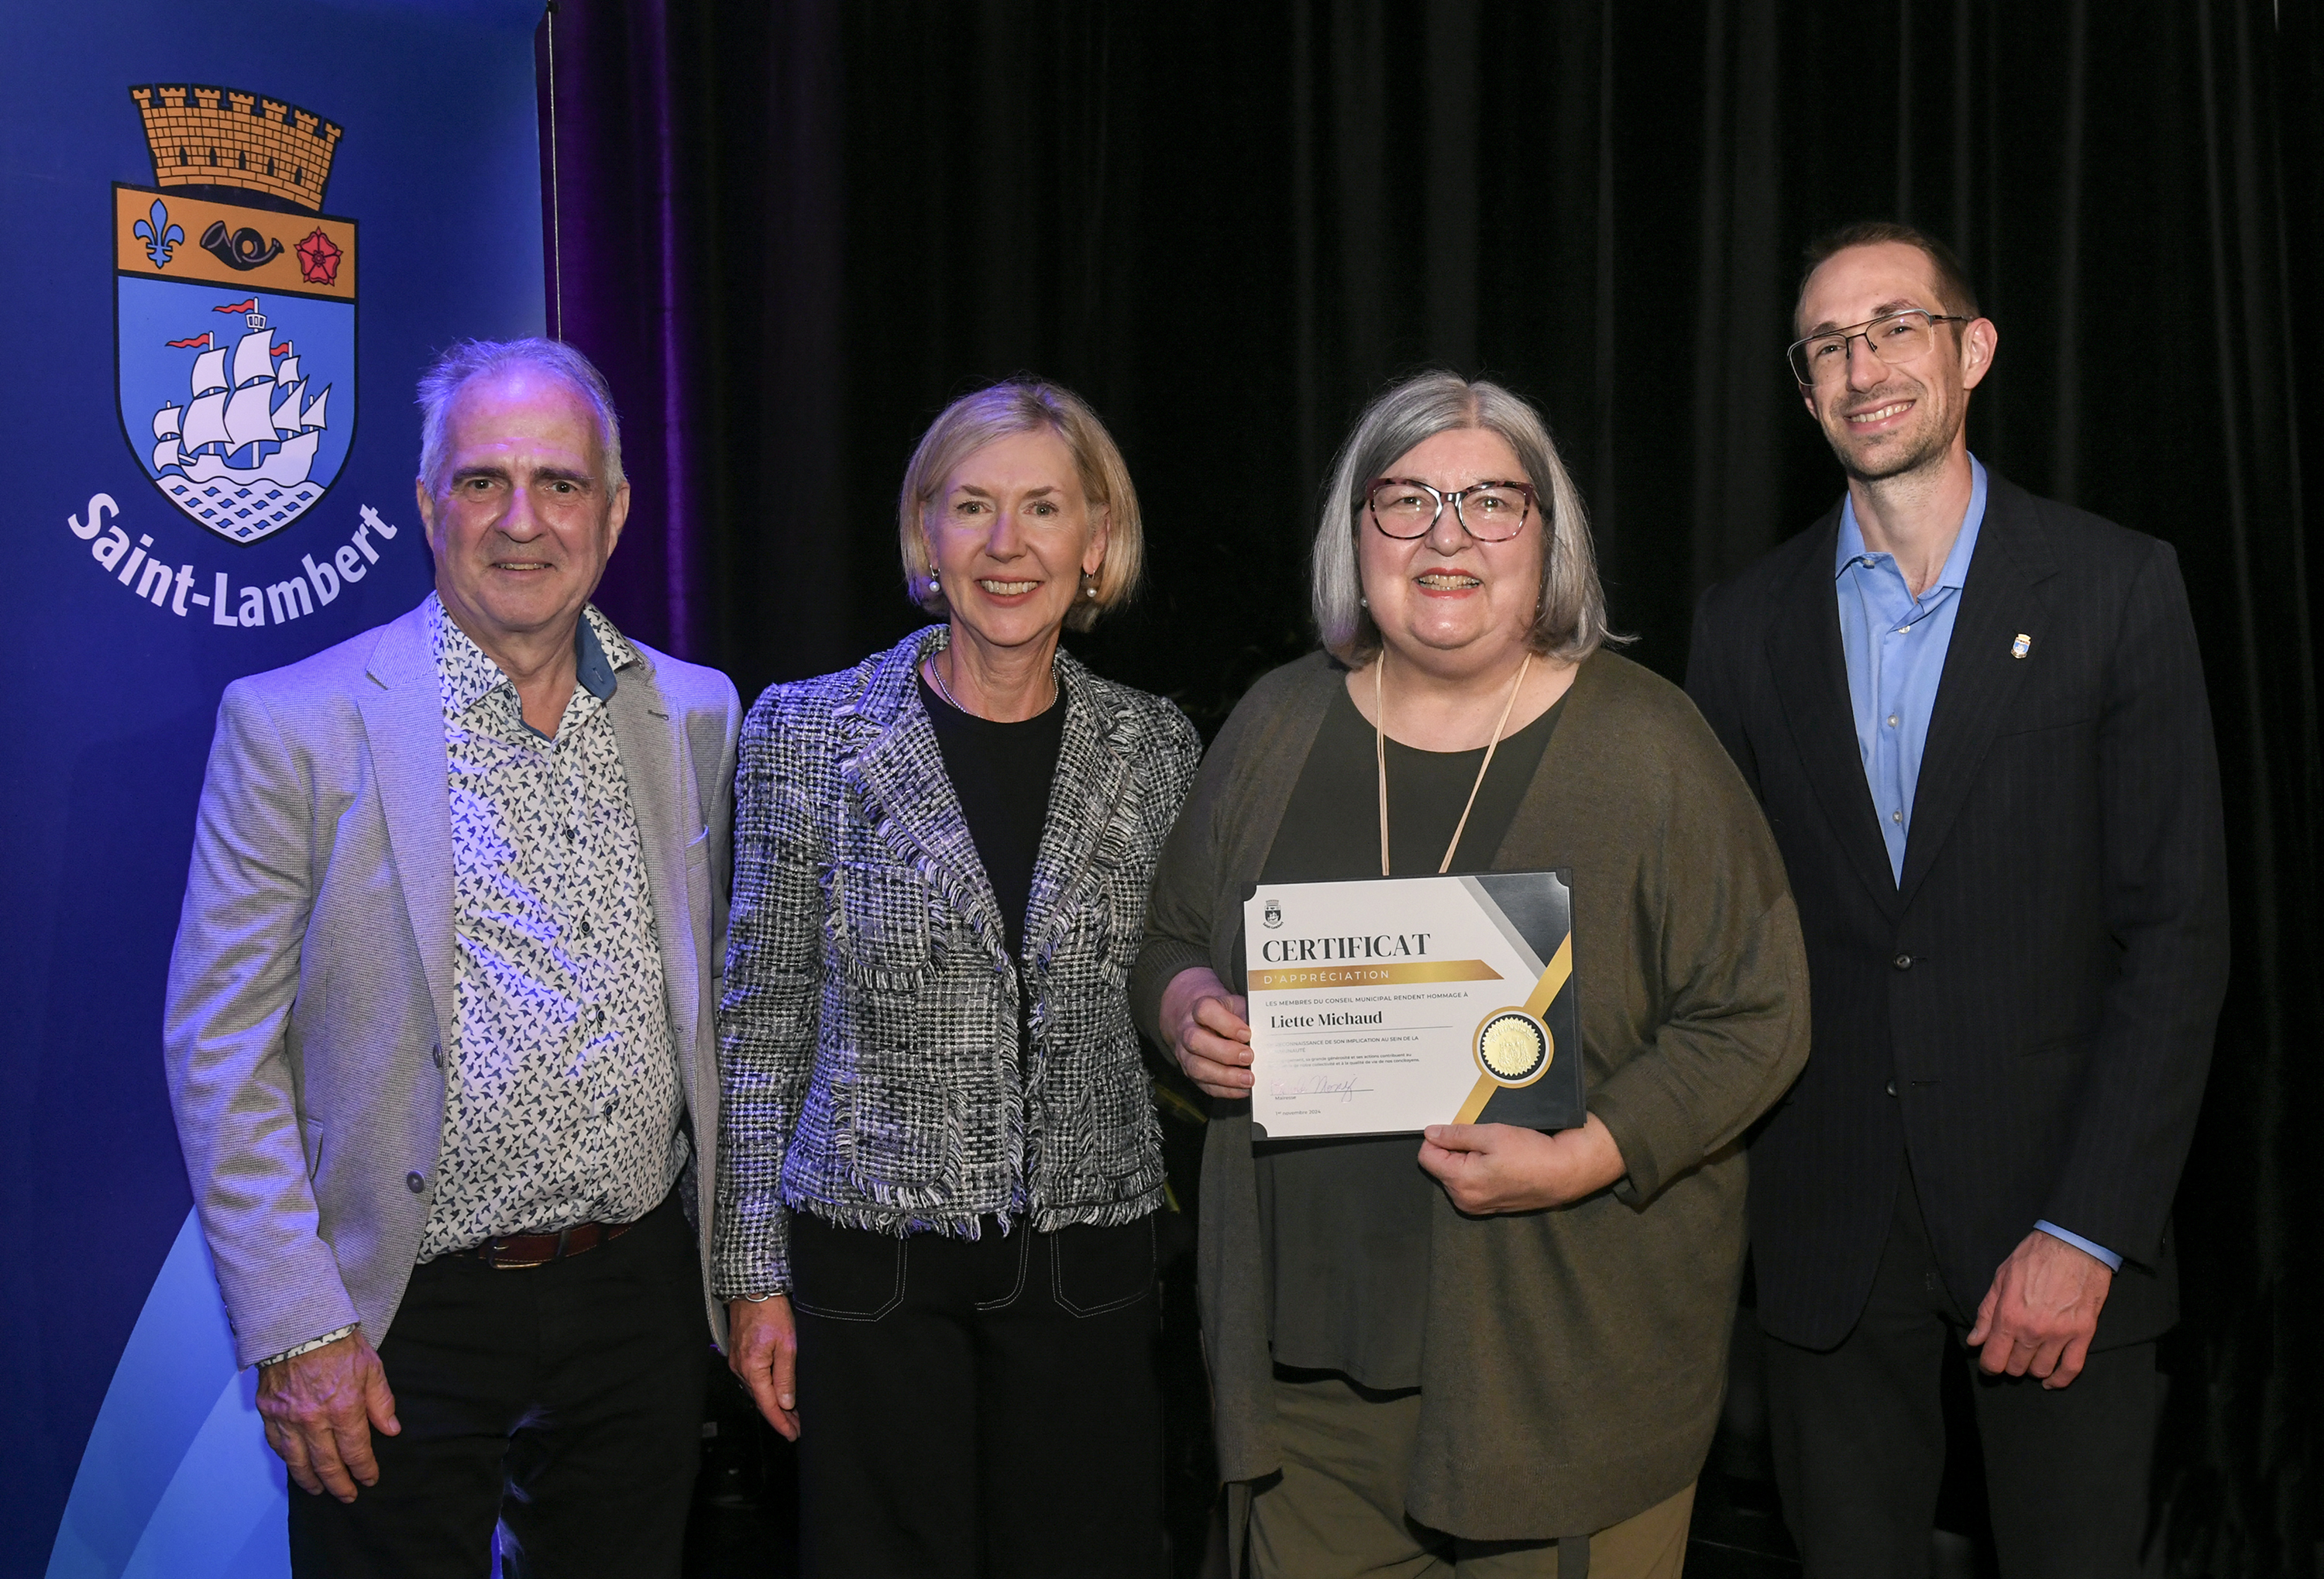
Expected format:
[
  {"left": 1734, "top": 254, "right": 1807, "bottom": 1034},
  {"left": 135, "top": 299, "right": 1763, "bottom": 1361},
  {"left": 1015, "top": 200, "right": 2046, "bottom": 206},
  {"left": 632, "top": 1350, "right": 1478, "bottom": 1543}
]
[
  {"left": 287, "top": 1190, "right": 708, "bottom": 1578},
  {"left": 1762, "top": 1168, "right": 2163, "bottom": 1578},
  {"left": 789, "top": 1209, "right": 1165, "bottom": 1579}
]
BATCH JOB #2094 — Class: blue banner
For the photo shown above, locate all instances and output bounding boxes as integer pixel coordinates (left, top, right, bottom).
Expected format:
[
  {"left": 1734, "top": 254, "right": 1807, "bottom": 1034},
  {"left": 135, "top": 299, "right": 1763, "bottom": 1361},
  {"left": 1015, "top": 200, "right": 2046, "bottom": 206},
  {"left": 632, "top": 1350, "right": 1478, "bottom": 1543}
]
[{"left": 0, "top": 3, "right": 544, "bottom": 1571}]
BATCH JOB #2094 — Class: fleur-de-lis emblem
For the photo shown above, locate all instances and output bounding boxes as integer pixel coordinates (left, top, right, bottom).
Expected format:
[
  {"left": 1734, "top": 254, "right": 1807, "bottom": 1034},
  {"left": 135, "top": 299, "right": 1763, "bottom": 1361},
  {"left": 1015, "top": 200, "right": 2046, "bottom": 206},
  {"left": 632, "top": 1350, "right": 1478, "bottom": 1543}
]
[{"left": 132, "top": 199, "right": 184, "bottom": 268}]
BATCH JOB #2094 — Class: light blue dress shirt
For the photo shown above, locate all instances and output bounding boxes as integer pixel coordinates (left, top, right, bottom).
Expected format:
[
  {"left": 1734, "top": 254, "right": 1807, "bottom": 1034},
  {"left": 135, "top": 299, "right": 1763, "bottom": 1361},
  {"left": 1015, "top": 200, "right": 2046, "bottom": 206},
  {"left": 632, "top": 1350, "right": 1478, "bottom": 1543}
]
[
  {"left": 1834, "top": 457, "right": 1986, "bottom": 886},
  {"left": 1834, "top": 457, "right": 2120, "bottom": 1273}
]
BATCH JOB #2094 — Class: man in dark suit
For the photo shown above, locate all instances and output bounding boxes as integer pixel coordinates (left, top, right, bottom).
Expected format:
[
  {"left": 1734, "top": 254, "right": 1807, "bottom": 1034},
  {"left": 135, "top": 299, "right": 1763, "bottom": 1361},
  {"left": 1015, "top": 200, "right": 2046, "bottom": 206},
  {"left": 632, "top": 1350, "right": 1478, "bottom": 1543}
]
[{"left": 1686, "top": 222, "right": 2229, "bottom": 1575}]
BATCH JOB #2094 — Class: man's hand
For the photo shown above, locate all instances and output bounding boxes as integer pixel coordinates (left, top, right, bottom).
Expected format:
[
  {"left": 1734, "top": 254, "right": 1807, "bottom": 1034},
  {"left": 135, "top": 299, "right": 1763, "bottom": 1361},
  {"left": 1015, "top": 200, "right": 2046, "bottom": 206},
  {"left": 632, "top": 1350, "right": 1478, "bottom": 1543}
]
[
  {"left": 1966, "top": 1228, "right": 2114, "bottom": 1388},
  {"left": 256, "top": 1331, "right": 399, "bottom": 1502},
  {"left": 727, "top": 1296, "right": 800, "bottom": 1440},
  {"left": 1160, "top": 967, "right": 1253, "bottom": 1100},
  {"left": 1417, "top": 1114, "right": 1628, "bottom": 1215}
]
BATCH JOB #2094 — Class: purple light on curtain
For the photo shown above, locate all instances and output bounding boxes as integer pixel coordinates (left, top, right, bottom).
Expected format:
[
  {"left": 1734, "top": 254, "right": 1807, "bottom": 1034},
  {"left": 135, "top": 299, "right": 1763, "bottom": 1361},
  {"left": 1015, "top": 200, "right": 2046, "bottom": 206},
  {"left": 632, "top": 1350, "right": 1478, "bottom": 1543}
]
[{"left": 535, "top": 0, "right": 705, "bottom": 659}]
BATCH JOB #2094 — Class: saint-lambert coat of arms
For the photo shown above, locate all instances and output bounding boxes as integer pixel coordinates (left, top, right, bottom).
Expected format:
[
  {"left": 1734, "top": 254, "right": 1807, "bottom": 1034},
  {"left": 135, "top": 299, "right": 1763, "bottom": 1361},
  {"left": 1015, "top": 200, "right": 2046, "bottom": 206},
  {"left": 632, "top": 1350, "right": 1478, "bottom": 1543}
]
[{"left": 114, "top": 85, "right": 356, "bottom": 545}]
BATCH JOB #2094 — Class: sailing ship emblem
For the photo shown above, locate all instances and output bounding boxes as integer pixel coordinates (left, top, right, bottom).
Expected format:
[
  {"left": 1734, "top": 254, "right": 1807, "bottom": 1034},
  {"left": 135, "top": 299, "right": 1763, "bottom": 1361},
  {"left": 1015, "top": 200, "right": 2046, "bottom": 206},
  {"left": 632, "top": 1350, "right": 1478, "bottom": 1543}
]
[
  {"left": 139, "top": 301, "right": 336, "bottom": 541},
  {"left": 114, "top": 85, "right": 355, "bottom": 544}
]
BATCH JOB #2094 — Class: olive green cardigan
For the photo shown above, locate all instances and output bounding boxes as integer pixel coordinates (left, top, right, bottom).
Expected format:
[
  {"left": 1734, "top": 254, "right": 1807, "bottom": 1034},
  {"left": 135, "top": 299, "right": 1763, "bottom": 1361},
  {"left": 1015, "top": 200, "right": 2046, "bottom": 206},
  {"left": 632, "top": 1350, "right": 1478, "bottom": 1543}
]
[{"left": 1131, "top": 649, "right": 1810, "bottom": 1543}]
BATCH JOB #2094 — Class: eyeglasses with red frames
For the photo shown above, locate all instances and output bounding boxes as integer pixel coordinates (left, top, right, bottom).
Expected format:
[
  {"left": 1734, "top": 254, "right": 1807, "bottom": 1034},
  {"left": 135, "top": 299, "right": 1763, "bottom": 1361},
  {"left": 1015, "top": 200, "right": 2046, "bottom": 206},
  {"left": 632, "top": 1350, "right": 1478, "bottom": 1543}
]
[{"left": 1364, "top": 477, "right": 1538, "bottom": 542}]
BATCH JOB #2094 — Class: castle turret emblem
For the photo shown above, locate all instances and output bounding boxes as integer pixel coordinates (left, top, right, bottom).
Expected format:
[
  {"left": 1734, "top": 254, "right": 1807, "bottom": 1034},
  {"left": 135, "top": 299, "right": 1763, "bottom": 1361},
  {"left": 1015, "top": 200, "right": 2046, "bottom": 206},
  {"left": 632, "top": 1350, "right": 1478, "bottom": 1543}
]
[{"left": 114, "top": 85, "right": 356, "bottom": 543}]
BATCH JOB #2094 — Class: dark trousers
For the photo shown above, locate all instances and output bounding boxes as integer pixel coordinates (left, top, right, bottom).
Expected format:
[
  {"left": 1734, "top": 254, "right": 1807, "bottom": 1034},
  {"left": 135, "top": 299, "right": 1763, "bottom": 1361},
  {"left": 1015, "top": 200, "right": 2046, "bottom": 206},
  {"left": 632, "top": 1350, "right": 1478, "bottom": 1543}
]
[
  {"left": 1762, "top": 1168, "right": 2163, "bottom": 1578},
  {"left": 287, "top": 1190, "right": 708, "bottom": 1579},
  {"left": 789, "top": 1209, "right": 1165, "bottom": 1579}
]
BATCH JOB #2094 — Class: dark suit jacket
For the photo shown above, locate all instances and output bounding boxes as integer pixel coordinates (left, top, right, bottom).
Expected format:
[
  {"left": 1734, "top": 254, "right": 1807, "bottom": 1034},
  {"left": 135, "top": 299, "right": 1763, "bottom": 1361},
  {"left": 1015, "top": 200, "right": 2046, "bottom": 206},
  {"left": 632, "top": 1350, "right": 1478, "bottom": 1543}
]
[{"left": 1686, "top": 470, "right": 2229, "bottom": 1350}]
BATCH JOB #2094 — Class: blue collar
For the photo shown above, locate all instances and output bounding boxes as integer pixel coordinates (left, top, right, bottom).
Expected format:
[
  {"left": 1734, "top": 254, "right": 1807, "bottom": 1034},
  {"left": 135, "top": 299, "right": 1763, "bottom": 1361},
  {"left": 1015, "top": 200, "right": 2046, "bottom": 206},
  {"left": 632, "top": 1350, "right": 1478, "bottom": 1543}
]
[
  {"left": 1834, "top": 454, "right": 1989, "bottom": 590},
  {"left": 429, "top": 595, "right": 634, "bottom": 728},
  {"left": 574, "top": 609, "right": 621, "bottom": 701}
]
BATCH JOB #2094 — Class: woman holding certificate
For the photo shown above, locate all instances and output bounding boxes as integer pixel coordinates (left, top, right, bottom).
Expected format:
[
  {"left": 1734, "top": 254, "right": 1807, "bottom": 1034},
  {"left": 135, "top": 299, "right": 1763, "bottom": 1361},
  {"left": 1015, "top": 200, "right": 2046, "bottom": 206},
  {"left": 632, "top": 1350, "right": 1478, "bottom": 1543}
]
[
  {"left": 1133, "top": 371, "right": 1810, "bottom": 1577},
  {"left": 718, "top": 380, "right": 1202, "bottom": 1577}
]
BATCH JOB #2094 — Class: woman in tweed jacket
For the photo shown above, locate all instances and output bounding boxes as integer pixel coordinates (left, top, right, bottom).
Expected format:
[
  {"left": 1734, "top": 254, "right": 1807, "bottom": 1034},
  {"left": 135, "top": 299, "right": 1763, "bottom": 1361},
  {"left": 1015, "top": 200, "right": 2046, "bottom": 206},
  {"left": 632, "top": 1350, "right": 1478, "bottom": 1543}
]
[{"left": 717, "top": 380, "right": 1201, "bottom": 1578}]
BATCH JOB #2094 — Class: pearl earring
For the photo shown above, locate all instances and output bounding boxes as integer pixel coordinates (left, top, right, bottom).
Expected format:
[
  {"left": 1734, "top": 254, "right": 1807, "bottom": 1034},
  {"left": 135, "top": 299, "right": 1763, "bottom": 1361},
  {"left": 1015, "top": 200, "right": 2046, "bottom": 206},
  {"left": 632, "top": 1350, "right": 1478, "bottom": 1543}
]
[{"left": 928, "top": 569, "right": 940, "bottom": 591}]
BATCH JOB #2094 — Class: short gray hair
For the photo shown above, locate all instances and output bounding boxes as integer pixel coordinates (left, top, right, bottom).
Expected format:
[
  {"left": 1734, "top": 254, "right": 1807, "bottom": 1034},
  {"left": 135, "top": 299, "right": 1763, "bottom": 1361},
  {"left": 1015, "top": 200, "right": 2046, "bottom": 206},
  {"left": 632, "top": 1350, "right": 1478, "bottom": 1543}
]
[
  {"left": 1312, "top": 371, "right": 1612, "bottom": 664},
  {"left": 415, "top": 338, "right": 624, "bottom": 497}
]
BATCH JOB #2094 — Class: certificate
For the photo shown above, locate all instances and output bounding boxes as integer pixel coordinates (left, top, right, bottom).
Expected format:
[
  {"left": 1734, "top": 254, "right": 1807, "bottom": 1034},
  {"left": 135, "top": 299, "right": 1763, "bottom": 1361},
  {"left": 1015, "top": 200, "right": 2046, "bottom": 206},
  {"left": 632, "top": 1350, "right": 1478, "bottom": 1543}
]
[{"left": 1243, "top": 871, "right": 1583, "bottom": 1140}]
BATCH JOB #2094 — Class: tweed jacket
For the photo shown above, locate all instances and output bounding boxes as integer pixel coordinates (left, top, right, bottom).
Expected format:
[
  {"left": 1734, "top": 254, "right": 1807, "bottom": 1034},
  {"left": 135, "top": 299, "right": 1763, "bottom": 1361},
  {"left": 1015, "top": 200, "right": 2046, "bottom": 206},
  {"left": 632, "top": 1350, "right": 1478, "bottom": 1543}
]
[{"left": 713, "top": 626, "right": 1202, "bottom": 1296}]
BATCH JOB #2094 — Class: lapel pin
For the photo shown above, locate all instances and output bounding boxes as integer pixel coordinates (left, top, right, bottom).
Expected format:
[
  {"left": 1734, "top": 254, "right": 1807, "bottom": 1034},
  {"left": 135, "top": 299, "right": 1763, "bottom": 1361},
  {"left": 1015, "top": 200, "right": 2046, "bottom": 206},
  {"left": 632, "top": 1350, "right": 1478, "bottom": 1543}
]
[{"left": 2010, "top": 633, "right": 2032, "bottom": 660}]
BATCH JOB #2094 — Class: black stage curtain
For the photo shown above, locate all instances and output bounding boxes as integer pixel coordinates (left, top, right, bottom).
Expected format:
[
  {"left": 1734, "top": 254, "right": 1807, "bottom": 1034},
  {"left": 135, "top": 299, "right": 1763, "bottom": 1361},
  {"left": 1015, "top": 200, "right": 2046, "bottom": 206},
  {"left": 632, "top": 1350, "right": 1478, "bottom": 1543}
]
[{"left": 540, "top": 2, "right": 2321, "bottom": 1569}]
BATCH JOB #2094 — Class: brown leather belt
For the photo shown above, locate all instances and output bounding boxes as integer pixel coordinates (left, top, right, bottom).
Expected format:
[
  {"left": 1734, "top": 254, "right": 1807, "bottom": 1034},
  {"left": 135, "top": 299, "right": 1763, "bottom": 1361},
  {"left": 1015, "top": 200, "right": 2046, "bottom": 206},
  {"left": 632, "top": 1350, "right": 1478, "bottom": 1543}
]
[{"left": 456, "top": 1218, "right": 634, "bottom": 1270}]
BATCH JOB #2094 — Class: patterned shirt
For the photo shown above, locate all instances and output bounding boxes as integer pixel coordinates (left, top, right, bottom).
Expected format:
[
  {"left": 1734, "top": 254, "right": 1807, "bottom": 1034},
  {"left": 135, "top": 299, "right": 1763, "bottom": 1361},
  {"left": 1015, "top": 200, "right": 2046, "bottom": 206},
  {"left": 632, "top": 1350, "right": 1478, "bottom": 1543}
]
[{"left": 417, "top": 595, "right": 684, "bottom": 1261}]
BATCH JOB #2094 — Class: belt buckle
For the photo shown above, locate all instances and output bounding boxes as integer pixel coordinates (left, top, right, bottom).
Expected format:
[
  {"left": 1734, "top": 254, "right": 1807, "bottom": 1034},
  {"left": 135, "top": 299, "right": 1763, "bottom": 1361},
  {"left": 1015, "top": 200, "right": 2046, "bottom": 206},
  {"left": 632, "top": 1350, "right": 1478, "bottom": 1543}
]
[
  {"left": 478, "top": 1220, "right": 604, "bottom": 1269},
  {"left": 483, "top": 1233, "right": 552, "bottom": 1271}
]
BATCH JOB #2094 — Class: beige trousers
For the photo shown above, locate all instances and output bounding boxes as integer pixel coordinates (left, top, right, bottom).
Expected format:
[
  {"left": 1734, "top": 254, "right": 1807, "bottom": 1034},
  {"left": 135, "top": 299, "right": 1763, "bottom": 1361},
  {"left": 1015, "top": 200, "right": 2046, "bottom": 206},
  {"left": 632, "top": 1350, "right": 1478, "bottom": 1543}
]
[{"left": 1246, "top": 1371, "right": 1695, "bottom": 1578}]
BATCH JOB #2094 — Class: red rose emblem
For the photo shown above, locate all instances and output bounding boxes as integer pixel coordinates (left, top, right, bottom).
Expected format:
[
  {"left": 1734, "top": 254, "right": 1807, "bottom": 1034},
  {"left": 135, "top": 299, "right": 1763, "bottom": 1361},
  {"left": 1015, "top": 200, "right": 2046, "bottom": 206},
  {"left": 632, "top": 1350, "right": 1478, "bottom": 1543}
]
[{"left": 296, "top": 228, "right": 342, "bottom": 286}]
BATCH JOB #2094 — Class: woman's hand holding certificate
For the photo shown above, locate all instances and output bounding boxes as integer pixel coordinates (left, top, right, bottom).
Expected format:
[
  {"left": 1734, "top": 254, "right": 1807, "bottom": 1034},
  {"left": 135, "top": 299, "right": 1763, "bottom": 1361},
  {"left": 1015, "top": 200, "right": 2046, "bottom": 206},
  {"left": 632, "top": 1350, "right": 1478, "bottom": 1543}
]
[
  {"left": 1161, "top": 964, "right": 1625, "bottom": 1216},
  {"left": 1160, "top": 968, "right": 1253, "bottom": 1099},
  {"left": 1418, "top": 1114, "right": 1627, "bottom": 1213}
]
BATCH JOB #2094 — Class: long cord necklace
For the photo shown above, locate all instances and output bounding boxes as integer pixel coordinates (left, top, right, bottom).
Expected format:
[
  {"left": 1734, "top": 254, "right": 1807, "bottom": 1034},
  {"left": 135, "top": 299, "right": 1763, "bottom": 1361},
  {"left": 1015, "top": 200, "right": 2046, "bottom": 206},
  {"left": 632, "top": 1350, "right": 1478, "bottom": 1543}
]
[{"left": 1374, "top": 648, "right": 1535, "bottom": 877}]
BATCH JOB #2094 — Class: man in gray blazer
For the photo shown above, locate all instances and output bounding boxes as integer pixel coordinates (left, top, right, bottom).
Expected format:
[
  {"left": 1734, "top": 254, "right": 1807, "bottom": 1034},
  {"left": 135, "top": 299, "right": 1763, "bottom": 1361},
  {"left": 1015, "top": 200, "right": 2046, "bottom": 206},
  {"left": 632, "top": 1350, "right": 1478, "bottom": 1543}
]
[{"left": 163, "top": 338, "right": 741, "bottom": 1577}]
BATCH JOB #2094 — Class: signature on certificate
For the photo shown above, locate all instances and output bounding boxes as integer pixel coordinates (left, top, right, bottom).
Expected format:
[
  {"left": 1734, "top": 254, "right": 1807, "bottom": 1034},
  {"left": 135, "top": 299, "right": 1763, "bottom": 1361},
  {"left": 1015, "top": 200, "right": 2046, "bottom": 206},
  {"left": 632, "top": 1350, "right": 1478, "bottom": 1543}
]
[{"left": 1268, "top": 1075, "right": 1368, "bottom": 1102}]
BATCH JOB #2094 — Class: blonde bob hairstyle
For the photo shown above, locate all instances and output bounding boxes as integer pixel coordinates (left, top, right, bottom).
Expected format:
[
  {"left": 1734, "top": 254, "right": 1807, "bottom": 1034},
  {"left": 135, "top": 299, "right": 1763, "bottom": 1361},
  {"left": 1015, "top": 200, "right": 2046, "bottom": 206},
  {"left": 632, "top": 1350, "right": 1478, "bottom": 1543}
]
[
  {"left": 897, "top": 379, "right": 1143, "bottom": 633},
  {"left": 1312, "top": 371, "right": 1613, "bottom": 665}
]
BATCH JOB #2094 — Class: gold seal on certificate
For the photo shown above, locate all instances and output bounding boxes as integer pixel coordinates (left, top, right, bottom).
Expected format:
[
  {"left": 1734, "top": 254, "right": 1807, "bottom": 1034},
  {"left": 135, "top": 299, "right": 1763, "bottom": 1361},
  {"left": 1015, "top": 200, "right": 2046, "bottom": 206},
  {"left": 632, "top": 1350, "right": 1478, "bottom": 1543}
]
[
  {"left": 1477, "top": 1011, "right": 1549, "bottom": 1081},
  {"left": 1243, "top": 871, "right": 1583, "bottom": 1139}
]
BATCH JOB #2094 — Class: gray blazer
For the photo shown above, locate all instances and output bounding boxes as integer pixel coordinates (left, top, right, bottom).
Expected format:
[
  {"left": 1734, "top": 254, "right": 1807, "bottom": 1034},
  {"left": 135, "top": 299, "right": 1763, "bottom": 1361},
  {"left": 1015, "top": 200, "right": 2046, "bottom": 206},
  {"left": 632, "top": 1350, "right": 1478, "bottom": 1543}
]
[
  {"left": 714, "top": 627, "right": 1201, "bottom": 1296},
  {"left": 163, "top": 597, "right": 741, "bottom": 1369}
]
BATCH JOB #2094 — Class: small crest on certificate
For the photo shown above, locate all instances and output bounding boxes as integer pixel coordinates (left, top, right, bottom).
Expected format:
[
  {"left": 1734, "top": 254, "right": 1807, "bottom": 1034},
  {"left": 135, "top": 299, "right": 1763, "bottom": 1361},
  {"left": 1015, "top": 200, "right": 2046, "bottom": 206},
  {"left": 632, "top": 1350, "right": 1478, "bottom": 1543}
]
[{"left": 1263, "top": 897, "right": 1283, "bottom": 928}]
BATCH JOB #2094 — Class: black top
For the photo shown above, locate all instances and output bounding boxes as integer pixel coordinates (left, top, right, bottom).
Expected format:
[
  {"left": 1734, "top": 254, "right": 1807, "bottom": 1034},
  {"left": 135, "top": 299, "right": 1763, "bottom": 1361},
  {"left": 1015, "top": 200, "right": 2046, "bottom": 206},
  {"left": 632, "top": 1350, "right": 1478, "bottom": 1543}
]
[
  {"left": 1250, "top": 678, "right": 1564, "bottom": 1389},
  {"left": 919, "top": 671, "right": 1067, "bottom": 958}
]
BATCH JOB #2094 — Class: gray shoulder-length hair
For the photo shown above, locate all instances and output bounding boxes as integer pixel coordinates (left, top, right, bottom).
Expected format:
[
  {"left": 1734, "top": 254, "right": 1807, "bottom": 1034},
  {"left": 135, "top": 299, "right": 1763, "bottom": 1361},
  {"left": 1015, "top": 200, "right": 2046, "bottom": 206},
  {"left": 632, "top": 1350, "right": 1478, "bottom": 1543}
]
[{"left": 1312, "top": 371, "right": 1612, "bottom": 665}]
